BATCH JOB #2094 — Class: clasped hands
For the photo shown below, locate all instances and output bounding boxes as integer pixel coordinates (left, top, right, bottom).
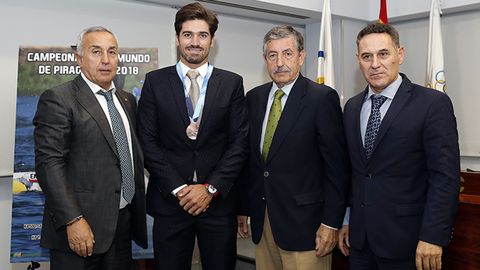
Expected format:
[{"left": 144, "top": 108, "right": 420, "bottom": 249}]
[{"left": 177, "top": 184, "right": 212, "bottom": 216}]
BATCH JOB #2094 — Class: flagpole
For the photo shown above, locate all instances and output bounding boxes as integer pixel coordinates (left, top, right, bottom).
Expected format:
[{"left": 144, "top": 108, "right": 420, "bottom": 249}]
[
  {"left": 317, "top": 0, "right": 335, "bottom": 90},
  {"left": 426, "top": 0, "right": 447, "bottom": 92}
]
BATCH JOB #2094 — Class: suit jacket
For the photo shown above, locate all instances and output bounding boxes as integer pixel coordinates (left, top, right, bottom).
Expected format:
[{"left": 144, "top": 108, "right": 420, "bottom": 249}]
[
  {"left": 344, "top": 73, "right": 460, "bottom": 259},
  {"left": 136, "top": 65, "right": 248, "bottom": 217},
  {"left": 34, "top": 75, "right": 148, "bottom": 253},
  {"left": 243, "top": 74, "right": 349, "bottom": 251}
]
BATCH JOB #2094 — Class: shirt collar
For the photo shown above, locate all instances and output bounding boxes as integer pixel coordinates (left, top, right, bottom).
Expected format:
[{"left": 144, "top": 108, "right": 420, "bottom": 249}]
[
  {"left": 270, "top": 75, "right": 299, "bottom": 98},
  {"left": 81, "top": 72, "right": 116, "bottom": 95},
  {"left": 178, "top": 61, "right": 209, "bottom": 79},
  {"left": 365, "top": 74, "right": 402, "bottom": 101}
]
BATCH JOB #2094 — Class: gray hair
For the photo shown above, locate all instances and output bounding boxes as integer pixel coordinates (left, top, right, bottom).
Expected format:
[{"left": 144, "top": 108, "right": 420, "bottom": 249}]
[
  {"left": 76, "top": 26, "right": 117, "bottom": 56},
  {"left": 263, "top": 25, "right": 304, "bottom": 54}
]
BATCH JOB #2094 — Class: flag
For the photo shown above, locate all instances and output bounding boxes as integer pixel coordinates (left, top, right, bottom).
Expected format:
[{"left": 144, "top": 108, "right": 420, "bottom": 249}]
[
  {"left": 379, "top": 0, "right": 388, "bottom": 24},
  {"left": 426, "top": 0, "right": 446, "bottom": 92},
  {"left": 317, "top": 0, "right": 335, "bottom": 89}
]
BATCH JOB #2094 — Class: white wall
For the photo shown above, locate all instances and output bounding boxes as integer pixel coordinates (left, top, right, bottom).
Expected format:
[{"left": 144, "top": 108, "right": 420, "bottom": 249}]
[
  {"left": 304, "top": 18, "right": 366, "bottom": 106},
  {"left": 375, "top": 0, "right": 480, "bottom": 21},
  {"left": 211, "top": 14, "right": 289, "bottom": 91},
  {"left": 393, "top": 9, "right": 480, "bottom": 165},
  {"left": 257, "top": 0, "right": 480, "bottom": 21}
]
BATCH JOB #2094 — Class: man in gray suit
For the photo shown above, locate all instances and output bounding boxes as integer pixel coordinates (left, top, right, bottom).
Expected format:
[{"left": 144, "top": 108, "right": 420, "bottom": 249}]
[{"left": 34, "top": 26, "right": 147, "bottom": 270}]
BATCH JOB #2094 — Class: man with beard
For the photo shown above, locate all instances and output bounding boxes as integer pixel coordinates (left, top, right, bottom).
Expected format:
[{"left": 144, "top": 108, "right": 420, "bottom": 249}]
[{"left": 136, "top": 3, "right": 248, "bottom": 270}]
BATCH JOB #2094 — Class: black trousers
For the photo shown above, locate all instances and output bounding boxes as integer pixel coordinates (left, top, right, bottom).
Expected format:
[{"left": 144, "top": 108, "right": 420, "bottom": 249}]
[
  {"left": 50, "top": 206, "right": 133, "bottom": 270},
  {"left": 153, "top": 210, "right": 237, "bottom": 270},
  {"left": 350, "top": 239, "right": 415, "bottom": 270}
]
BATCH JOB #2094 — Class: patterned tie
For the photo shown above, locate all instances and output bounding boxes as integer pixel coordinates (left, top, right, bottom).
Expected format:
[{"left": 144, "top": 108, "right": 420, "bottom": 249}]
[
  {"left": 262, "top": 89, "right": 285, "bottom": 161},
  {"left": 98, "top": 90, "right": 135, "bottom": 203},
  {"left": 186, "top": 70, "right": 200, "bottom": 111},
  {"left": 364, "top": 95, "right": 388, "bottom": 159}
]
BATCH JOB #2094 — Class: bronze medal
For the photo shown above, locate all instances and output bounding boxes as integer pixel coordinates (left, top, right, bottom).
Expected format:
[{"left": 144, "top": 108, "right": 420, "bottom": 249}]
[{"left": 186, "top": 122, "right": 198, "bottom": 140}]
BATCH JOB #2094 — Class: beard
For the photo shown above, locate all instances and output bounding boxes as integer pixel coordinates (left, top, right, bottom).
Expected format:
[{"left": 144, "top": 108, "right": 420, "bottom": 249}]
[{"left": 180, "top": 46, "right": 209, "bottom": 65}]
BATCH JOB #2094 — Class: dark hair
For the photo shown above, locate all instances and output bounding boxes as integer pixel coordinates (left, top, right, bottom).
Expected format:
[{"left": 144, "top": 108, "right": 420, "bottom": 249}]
[
  {"left": 174, "top": 3, "right": 219, "bottom": 37},
  {"left": 263, "top": 25, "right": 304, "bottom": 54},
  {"left": 356, "top": 22, "right": 400, "bottom": 49}
]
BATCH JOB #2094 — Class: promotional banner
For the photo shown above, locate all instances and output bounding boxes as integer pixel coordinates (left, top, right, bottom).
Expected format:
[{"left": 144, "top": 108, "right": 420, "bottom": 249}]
[{"left": 11, "top": 46, "right": 158, "bottom": 263}]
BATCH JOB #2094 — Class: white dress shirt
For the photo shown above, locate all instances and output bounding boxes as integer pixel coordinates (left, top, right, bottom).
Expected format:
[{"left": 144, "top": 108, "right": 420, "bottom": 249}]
[{"left": 260, "top": 78, "right": 297, "bottom": 153}]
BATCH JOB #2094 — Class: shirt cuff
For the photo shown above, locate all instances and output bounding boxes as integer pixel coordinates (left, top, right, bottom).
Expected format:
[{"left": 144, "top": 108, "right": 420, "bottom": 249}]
[
  {"left": 66, "top": 215, "right": 83, "bottom": 226},
  {"left": 321, "top": 223, "right": 338, "bottom": 230},
  {"left": 343, "top": 207, "right": 350, "bottom": 225},
  {"left": 171, "top": 184, "right": 188, "bottom": 196}
]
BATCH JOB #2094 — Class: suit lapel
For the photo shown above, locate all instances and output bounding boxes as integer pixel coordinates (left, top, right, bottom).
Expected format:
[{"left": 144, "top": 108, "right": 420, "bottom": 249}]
[
  {"left": 197, "top": 68, "right": 221, "bottom": 138},
  {"left": 72, "top": 76, "right": 118, "bottom": 158},
  {"left": 351, "top": 89, "right": 369, "bottom": 163},
  {"left": 252, "top": 83, "right": 272, "bottom": 165},
  {"left": 115, "top": 90, "right": 135, "bottom": 128},
  {"left": 168, "top": 67, "right": 190, "bottom": 127},
  {"left": 370, "top": 75, "right": 412, "bottom": 159},
  {"left": 115, "top": 91, "right": 139, "bottom": 150},
  {"left": 115, "top": 90, "right": 144, "bottom": 178},
  {"left": 266, "top": 75, "right": 306, "bottom": 163}
]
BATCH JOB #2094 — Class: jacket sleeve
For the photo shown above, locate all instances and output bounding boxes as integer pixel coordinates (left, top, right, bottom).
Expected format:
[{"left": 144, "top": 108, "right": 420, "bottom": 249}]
[
  {"left": 33, "top": 89, "right": 82, "bottom": 229},
  {"left": 316, "top": 88, "right": 351, "bottom": 229},
  {"left": 205, "top": 75, "right": 249, "bottom": 198},
  {"left": 419, "top": 92, "right": 460, "bottom": 247},
  {"left": 136, "top": 73, "right": 186, "bottom": 195}
]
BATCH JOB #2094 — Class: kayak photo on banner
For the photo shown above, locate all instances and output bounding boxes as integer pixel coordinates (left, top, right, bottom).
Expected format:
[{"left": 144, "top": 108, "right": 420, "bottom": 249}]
[{"left": 11, "top": 46, "right": 158, "bottom": 263}]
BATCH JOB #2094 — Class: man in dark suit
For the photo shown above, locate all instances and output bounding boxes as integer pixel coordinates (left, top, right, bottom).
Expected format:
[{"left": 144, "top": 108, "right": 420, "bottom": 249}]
[
  {"left": 136, "top": 3, "right": 248, "bottom": 270},
  {"left": 338, "top": 23, "right": 460, "bottom": 270},
  {"left": 33, "top": 26, "right": 147, "bottom": 270},
  {"left": 237, "top": 25, "right": 349, "bottom": 270}
]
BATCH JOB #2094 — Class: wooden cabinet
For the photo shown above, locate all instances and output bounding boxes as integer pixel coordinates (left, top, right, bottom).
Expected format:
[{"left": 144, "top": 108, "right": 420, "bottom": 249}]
[{"left": 443, "top": 171, "right": 480, "bottom": 269}]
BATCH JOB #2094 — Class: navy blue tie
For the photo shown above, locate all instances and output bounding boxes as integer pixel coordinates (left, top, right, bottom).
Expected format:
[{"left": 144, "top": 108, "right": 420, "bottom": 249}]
[
  {"left": 364, "top": 95, "right": 388, "bottom": 159},
  {"left": 99, "top": 90, "right": 135, "bottom": 203}
]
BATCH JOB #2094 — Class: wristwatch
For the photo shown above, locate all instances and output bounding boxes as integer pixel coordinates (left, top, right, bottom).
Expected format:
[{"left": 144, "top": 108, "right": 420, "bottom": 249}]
[{"left": 204, "top": 184, "right": 218, "bottom": 197}]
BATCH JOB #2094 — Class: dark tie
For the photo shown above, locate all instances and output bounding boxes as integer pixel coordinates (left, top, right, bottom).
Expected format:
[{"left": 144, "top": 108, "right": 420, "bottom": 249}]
[
  {"left": 98, "top": 90, "right": 135, "bottom": 203},
  {"left": 364, "top": 95, "right": 388, "bottom": 159},
  {"left": 262, "top": 89, "right": 285, "bottom": 161}
]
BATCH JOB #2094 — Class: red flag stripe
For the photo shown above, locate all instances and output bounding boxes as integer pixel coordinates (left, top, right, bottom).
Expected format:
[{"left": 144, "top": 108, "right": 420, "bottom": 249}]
[{"left": 379, "top": 0, "right": 388, "bottom": 24}]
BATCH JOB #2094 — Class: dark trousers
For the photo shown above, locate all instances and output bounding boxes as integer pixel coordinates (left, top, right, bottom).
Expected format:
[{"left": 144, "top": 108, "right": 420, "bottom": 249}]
[
  {"left": 350, "top": 239, "right": 415, "bottom": 270},
  {"left": 153, "top": 211, "right": 237, "bottom": 270},
  {"left": 50, "top": 206, "right": 133, "bottom": 270}
]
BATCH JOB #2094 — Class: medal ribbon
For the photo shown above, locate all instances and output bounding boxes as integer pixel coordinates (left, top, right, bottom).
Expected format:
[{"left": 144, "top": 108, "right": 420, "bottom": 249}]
[{"left": 176, "top": 62, "right": 213, "bottom": 124}]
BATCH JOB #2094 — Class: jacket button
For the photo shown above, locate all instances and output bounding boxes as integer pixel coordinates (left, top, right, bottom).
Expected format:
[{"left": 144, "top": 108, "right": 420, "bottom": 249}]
[
  {"left": 262, "top": 196, "right": 265, "bottom": 201},
  {"left": 361, "top": 203, "right": 365, "bottom": 207},
  {"left": 366, "top": 173, "right": 372, "bottom": 179},
  {"left": 264, "top": 171, "right": 269, "bottom": 177}
]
